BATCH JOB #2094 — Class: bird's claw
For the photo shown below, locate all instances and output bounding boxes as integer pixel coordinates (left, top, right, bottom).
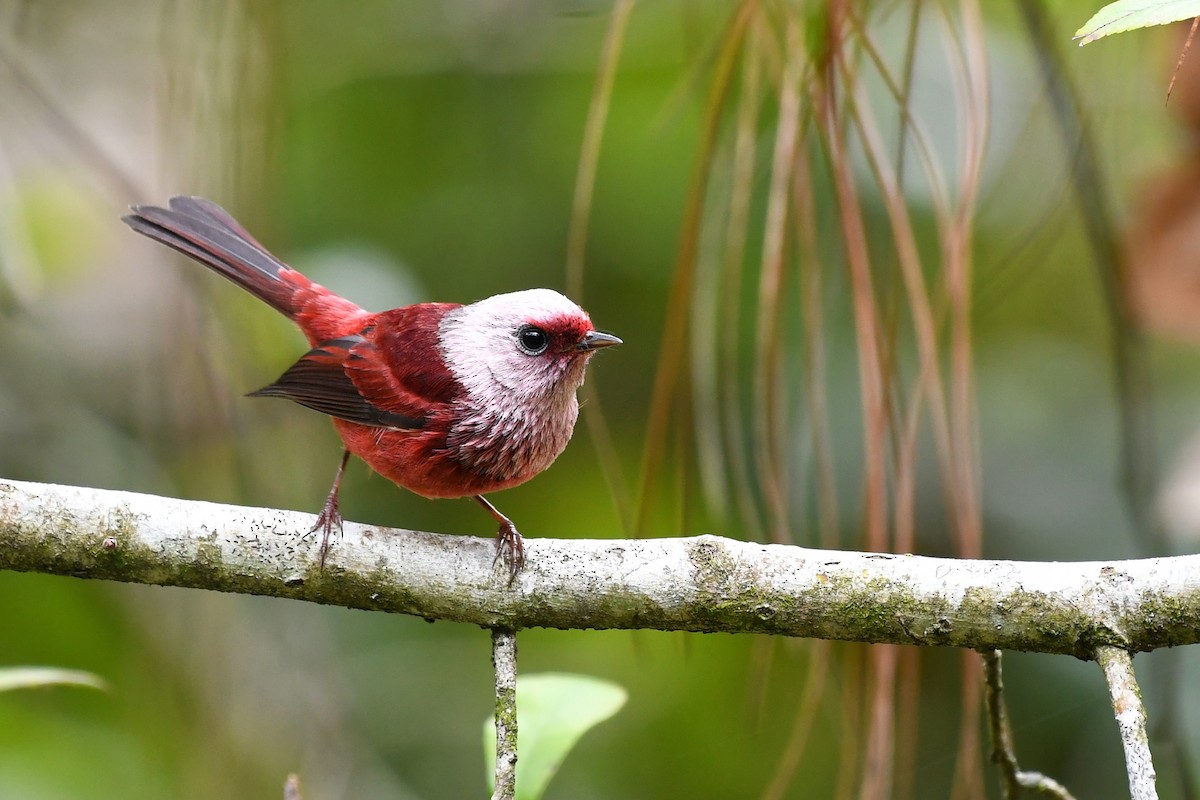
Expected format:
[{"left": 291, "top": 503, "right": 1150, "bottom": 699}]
[
  {"left": 307, "top": 494, "right": 344, "bottom": 568},
  {"left": 492, "top": 520, "right": 525, "bottom": 584}
]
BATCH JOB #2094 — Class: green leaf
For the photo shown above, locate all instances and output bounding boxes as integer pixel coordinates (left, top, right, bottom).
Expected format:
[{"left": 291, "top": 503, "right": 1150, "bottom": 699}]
[
  {"left": 1075, "top": 0, "right": 1200, "bottom": 45},
  {"left": 0, "top": 667, "right": 109, "bottom": 693},
  {"left": 484, "top": 673, "right": 627, "bottom": 800}
]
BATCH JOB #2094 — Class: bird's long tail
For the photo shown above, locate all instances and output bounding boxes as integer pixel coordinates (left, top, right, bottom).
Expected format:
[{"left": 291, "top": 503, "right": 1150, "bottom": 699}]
[{"left": 123, "top": 196, "right": 365, "bottom": 342}]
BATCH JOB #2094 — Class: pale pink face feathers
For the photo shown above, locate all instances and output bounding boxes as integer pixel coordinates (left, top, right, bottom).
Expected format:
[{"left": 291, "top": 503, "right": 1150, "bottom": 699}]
[
  {"left": 438, "top": 288, "right": 617, "bottom": 405},
  {"left": 437, "top": 288, "right": 620, "bottom": 480}
]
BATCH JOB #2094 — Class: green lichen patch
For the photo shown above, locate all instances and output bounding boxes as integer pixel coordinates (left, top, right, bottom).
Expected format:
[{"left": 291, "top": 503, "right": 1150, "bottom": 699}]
[{"left": 1124, "top": 588, "right": 1200, "bottom": 651}]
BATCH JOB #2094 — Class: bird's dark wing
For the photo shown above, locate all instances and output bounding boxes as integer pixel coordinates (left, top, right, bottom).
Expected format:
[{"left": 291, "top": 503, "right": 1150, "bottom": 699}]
[
  {"left": 343, "top": 305, "right": 466, "bottom": 411},
  {"left": 249, "top": 335, "right": 427, "bottom": 430}
]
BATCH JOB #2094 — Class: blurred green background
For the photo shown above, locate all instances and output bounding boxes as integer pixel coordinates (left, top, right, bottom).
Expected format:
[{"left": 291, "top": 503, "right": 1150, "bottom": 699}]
[{"left": 1, "top": 1, "right": 1199, "bottom": 797}]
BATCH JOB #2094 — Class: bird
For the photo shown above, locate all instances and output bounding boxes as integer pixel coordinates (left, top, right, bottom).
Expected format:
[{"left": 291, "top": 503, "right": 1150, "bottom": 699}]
[{"left": 122, "top": 196, "right": 620, "bottom": 576}]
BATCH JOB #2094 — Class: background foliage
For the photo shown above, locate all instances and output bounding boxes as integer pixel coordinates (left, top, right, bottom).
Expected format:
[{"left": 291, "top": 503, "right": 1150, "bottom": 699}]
[{"left": 1, "top": 1, "right": 1199, "bottom": 797}]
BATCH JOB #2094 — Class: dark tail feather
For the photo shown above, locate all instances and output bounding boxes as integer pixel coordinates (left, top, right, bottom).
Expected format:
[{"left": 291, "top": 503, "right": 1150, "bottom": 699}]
[{"left": 123, "top": 196, "right": 301, "bottom": 318}]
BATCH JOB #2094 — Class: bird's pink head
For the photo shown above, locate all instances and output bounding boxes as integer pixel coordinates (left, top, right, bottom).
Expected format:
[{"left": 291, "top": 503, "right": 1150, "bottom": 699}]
[
  {"left": 435, "top": 288, "right": 619, "bottom": 482},
  {"left": 438, "top": 289, "right": 620, "bottom": 411}
]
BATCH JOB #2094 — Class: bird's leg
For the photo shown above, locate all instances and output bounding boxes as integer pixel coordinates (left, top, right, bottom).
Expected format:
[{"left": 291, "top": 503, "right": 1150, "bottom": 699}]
[
  {"left": 309, "top": 449, "right": 351, "bottom": 568},
  {"left": 474, "top": 495, "right": 525, "bottom": 581}
]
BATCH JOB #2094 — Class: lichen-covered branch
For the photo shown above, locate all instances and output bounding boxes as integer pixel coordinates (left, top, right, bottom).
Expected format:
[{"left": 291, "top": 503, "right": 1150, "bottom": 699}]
[
  {"left": 491, "top": 630, "right": 518, "bottom": 800},
  {"left": 1097, "top": 646, "right": 1158, "bottom": 800},
  {"left": 983, "top": 650, "right": 1076, "bottom": 799},
  {"left": 3, "top": 478, "right": 1200, "bottom": 656}
]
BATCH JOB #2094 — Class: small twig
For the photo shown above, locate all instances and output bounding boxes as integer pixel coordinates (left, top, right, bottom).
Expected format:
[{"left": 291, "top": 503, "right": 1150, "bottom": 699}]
[
  {"left": 982, "top": 650, "right": 1076, "bottom": 799},
  {"left": 565, "top": 0, "right": 634, "bottom": 299},
  {"left": 491, "top": 629, "right": 518, "bottom": 800},
  {"left": 1167, "top": 18, "right": 1200, "bottom": 104},
  {"left": 1097, "top": 646, "right": 1158, "bottom": 800},
  {"left": 1016, "top": 0, "right": 1160, "bottom": 555}
]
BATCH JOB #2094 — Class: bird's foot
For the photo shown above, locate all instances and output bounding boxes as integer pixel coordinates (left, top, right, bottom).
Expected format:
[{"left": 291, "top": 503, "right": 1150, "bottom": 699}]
[
  {"left": 307, "top": 491, "right": 344, "bottom": 569},
  {"left": 492, "top": 519, "right": 526, "bottom": 585},
  {"left": 303, "top": 449, "right": 351, "bottom": 569},
  {"left": 474, "top": 495, "right": 525, "bottom": 585}
]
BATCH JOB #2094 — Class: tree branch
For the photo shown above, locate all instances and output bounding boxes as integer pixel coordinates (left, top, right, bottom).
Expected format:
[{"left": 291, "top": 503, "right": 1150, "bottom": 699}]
[
  {"left": 1097, "top": 646, "right": 1158, "bottom": 800},
  {"left": 491, "top": 630, "right": 518, "bottom": 800},
  {"left": 983, "top": 650, "right": 1076, "bottom": 799},
  {"left": 3, "top": 478, "right": 1200, "bottom": 656}
]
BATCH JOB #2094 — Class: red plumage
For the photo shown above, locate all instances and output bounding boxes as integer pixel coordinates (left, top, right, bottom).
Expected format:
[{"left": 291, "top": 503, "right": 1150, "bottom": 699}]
[{"left": 123, "top": 196, "right": 620, "bottom": 574}]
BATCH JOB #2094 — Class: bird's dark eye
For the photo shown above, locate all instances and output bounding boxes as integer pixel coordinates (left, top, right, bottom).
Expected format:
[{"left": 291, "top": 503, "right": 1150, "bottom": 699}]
[{"left": 517, "top": 325, "right": 549, "bottom": 355}]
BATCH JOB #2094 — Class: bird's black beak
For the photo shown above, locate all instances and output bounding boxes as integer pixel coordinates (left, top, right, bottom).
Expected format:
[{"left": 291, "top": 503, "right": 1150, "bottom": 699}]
[{"left": 577, "top": 330, "right": 622, "bottom": 351}]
